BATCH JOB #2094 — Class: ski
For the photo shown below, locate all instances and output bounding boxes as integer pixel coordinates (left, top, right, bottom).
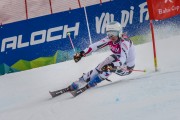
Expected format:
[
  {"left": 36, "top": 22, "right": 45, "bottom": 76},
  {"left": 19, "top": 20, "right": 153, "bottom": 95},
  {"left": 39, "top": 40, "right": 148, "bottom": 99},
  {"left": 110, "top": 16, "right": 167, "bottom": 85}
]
[
  {"left": 49, "top": 87, "right": 70, "bottom": 98},
  {"left": 70, "top": 85, "right": 89, "bottom": 97}
]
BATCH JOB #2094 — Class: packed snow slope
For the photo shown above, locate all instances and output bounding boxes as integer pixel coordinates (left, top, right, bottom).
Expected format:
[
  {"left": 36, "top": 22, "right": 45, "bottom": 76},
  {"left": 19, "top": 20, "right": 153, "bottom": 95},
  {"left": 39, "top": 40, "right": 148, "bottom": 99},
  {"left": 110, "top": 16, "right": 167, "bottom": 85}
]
[{"left": 0, "top": 35, "right": 180, "bottom": 120}]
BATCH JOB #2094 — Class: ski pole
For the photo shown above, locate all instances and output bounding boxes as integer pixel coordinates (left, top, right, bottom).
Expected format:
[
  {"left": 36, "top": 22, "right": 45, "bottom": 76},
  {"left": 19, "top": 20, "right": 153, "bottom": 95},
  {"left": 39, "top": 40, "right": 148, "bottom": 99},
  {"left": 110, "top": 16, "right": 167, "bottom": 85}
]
[
  {"left": 67, "top": 32, "right": 76, "bottom": 52},
  {"left": 130, "top": 69, "right": 146, "bottom": 72},
  {"left": 122, "top": 68, "right": 146, "bottom": 72}
]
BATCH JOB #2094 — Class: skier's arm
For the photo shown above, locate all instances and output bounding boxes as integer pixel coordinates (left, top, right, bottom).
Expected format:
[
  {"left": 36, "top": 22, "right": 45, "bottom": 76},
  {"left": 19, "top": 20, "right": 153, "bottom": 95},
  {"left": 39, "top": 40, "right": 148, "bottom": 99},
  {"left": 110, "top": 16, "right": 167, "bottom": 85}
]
[
  {"left": 83, "top": 37, "right": 109, "bottom": 55},
  {"left": 74, "top": 37, "right": 109, "bottom": 62}
]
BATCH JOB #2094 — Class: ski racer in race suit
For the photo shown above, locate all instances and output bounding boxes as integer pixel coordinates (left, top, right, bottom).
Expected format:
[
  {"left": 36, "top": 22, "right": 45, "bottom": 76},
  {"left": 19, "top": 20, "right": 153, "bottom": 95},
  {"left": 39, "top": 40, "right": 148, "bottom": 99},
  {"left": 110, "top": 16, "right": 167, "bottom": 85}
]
[{"left": 69, "top": 21, "right": 136, "bottom": 91}]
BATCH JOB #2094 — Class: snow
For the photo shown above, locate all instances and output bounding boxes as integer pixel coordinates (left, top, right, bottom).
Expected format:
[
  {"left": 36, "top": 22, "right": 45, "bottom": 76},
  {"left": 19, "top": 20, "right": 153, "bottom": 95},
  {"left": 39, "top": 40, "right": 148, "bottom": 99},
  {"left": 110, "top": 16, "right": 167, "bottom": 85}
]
[{"left": 0, "top": 35, "right": 180, "bottom": 120}]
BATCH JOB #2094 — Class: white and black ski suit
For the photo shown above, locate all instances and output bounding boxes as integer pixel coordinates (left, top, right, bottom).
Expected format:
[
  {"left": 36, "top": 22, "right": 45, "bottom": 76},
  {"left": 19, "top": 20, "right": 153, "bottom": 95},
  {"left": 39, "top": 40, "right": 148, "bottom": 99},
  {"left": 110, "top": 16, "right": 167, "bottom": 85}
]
[{"left": 70, "top": 34, "right": 135, "bottom": 90}]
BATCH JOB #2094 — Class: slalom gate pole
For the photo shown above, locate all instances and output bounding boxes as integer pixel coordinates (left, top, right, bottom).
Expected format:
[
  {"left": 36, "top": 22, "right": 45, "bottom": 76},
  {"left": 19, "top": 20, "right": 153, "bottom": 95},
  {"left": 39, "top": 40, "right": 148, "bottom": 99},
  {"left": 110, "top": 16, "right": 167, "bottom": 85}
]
[
  {"left": 67, "top": 32, "right": 76, "bottom": 52},
  {"left": 150, "top": 20, "right": 158, "bottom": 72}
]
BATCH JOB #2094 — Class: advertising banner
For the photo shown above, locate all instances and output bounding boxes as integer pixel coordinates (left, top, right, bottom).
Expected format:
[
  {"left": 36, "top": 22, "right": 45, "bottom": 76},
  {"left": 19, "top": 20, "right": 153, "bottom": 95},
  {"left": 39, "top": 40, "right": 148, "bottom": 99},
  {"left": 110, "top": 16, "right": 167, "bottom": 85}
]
[
  {"left": 147, "top": 0, "right": 180, "bottom": 20},
  {"left": 86, "top": 0, "right": 150, "bottom": 43},
  {"left": 0, "top": 8, "right": 89, "bottom": 74},
  {"left": 0, "top": 0, "right": 180, "bottom": 75}
]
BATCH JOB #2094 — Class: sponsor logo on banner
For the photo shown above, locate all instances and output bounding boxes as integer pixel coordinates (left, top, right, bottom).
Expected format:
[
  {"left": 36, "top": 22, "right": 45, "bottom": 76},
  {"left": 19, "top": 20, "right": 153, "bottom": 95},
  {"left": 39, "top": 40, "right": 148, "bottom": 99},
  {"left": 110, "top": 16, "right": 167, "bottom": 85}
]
[
  {"left": 158, "top": 0, "right": 179, "bottom": 15},
  {"left": 95, "top": 2, "right": 149, "bottom": 34},
  {"left": 1, "top": 22, "right": 80, "bottom": 52},
  {"left": 147, "top": 0, "right": 180, "bottom": 20},
  {"left": 165, "top": 0, "right": 173, "bottom": 3}
]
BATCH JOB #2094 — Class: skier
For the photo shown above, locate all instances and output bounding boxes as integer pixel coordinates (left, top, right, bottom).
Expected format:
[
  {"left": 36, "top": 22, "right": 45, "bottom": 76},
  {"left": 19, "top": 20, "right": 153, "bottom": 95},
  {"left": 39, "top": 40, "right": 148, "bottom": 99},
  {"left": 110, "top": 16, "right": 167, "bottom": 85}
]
[{"left": 49, "top": 21, "right": 135, "bottom": 97}]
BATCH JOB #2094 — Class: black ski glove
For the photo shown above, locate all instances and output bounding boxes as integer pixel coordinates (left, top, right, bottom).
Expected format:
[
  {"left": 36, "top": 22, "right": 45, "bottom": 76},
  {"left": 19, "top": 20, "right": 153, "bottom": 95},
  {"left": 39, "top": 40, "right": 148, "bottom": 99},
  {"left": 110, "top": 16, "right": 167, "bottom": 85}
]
[
  {"left": 73, "top": 51, "right": 85, "bottom": 63},
  {"left": 101, "top": 63, "right": 115, "bottom": 72}
]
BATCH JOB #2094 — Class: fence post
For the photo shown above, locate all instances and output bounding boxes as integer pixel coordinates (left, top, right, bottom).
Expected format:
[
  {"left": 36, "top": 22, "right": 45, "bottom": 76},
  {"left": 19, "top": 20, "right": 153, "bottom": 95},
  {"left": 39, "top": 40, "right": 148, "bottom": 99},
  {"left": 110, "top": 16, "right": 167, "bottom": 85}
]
[
  {"left": 78, "top": 0, "right": 81, "bottom": 8},
  {"left": 100, "top": 0, "right": 102, "bottom": 4},
  {"left": 49, "top": 0, "right": 53, "bottom": 14},
  {"left": 1, "top": 22, "right": 3, "bottom": 28},
  {"left": 24, "top": 0, "right": 28, "bottom": 19}
]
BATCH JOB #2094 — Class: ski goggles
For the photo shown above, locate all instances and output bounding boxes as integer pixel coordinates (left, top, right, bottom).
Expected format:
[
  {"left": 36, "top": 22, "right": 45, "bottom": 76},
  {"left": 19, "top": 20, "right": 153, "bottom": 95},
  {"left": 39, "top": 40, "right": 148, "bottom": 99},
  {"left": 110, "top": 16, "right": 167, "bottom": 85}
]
[{"left": 106, "top": 31, "right": 119, "bottom": 38}]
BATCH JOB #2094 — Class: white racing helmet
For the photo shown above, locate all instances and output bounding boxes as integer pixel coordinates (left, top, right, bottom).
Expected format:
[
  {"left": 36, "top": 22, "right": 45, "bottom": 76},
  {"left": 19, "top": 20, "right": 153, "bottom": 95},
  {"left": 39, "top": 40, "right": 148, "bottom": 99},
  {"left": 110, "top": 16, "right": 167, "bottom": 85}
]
[{"left": 106, "top": 21, "right": 123, "bottom": 38}]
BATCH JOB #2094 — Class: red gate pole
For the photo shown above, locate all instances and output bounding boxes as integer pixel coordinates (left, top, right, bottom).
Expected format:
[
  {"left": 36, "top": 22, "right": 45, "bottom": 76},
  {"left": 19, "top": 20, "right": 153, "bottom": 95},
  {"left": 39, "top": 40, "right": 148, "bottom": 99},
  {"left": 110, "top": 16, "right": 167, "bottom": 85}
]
[{"left": 150, "top": 20, "right": 158, "bottom": 71}]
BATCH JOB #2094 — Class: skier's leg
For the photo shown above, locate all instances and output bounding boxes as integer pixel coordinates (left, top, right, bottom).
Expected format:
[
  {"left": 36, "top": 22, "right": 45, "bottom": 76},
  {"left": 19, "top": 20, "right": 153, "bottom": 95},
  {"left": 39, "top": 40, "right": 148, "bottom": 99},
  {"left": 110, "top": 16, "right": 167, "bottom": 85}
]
[
  {"left": 87, "top": 70, "right": 112, "bottom": 87},
  {"left": 69, "top": 54, "right": 117, "bottom": 91},
  {"left": 70, "top": 71, "right": 112, "bottom": 97},
  {"left": 69, "top": 65, "right": 113, "bottom": 90},
  {"left": 69, "top": 68, "right": 99, "bottom": 91},
  {"left": 96, "top": 54, "right": 118, "bottom": 72}
]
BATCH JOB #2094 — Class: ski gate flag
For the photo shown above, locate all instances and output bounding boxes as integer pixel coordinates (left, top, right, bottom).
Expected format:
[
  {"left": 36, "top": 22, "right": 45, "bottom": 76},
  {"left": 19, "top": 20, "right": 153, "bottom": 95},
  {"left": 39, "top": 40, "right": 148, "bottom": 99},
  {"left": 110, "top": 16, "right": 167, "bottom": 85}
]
[{"left": 147, "top": 0, "right": 180, "bottom": 20}]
